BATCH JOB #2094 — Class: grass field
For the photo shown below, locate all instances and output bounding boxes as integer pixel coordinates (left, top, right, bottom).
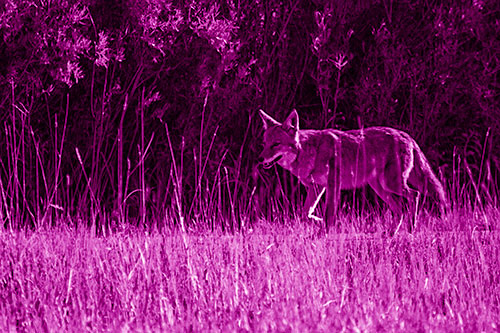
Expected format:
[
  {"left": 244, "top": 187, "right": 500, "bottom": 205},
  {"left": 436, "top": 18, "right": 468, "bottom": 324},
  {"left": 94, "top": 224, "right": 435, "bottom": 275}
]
[{"left": 0, "top": 209, "right": 499, "bottom": 332}]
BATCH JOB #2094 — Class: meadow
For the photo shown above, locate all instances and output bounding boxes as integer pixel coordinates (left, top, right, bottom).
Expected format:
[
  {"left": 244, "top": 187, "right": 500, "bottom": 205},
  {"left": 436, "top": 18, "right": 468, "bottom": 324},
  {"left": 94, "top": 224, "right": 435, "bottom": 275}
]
[
  {"left": 1, "top": 209, "right": 499, "bottom": 332},
  {"left": 1, "top": 1, "right": 499, "bottom": 331}
]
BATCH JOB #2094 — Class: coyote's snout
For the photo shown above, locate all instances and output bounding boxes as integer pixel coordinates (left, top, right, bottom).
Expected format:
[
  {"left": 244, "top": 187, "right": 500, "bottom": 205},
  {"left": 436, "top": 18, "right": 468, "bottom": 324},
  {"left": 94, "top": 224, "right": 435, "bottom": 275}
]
[{"left": 258, "top": 109, "right": 449, "bottom": 231}]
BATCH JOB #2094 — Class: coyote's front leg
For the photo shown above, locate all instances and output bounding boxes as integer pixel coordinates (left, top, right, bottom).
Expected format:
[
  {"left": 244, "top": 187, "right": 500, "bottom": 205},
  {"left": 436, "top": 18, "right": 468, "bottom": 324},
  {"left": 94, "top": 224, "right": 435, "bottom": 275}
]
[{"left": 304, "top": 185, "right": 325, "bottom": 223}]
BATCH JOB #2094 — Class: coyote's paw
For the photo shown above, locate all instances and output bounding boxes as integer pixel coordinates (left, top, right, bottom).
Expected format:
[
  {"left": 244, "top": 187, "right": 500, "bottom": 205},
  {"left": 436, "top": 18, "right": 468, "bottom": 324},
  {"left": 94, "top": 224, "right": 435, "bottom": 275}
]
[{"left": 307, "top": 210, "right": 323, "bottom": 222}]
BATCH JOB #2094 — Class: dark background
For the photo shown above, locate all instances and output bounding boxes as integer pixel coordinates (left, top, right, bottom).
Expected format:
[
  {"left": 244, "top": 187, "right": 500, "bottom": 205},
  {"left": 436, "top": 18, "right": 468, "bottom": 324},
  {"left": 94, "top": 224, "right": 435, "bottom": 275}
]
[{"left": 1, "top": 0, "right": 499, "bottom": 230}]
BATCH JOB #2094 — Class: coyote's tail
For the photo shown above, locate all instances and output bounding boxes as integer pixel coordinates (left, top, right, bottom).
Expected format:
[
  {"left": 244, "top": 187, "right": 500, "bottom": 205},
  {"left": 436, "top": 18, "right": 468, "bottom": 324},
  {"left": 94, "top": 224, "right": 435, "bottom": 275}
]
[{"left": 414, "top": 149, "right": 450, "bottom": 215}]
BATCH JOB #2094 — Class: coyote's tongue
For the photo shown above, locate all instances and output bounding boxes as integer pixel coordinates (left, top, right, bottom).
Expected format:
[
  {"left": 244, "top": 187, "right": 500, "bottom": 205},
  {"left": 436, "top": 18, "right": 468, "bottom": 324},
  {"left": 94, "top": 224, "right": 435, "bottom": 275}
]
[{"left": 263, "top": 155, "right": 282, "bottom": 169}]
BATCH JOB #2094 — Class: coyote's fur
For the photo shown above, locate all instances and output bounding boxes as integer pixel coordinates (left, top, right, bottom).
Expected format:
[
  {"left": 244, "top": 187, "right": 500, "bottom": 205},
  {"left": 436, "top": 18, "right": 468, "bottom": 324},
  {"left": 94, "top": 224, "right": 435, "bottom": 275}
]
[{"left": 258, "top": 109, "right": 449, "bottom": 230}]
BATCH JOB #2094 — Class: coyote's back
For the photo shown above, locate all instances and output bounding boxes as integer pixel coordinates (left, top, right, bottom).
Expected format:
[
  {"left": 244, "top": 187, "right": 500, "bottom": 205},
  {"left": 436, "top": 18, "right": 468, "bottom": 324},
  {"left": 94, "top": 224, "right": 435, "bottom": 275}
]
[{"left": 258, "top": 109, "right": 449, "bottom": 230}]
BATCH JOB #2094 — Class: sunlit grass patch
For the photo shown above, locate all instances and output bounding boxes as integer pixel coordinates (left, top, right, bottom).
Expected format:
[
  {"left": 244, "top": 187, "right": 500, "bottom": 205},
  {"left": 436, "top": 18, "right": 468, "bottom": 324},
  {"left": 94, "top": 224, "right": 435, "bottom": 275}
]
[{"left": 0, "top": 209, "right": 499, "bottom": 332}]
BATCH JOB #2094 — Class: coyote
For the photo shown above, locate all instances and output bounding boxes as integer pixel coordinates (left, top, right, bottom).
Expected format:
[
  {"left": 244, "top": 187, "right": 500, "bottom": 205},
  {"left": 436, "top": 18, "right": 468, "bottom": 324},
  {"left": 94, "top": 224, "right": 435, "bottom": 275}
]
[{"left": 258, "top": 109, "right": 449, "bottom": 231}]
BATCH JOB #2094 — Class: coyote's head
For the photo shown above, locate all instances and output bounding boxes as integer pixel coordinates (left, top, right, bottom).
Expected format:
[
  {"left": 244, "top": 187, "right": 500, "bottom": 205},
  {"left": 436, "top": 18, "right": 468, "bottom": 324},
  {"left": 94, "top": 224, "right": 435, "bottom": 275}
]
[{"left": 258, "top": 109, "right": 300, "bottom": 169}]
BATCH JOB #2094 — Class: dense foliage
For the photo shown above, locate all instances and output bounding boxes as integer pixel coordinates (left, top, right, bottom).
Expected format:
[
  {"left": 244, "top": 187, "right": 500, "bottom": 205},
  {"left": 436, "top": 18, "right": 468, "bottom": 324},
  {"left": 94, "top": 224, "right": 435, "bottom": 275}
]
[{"left": 1, "top": 0, "right": 499, "bottom": 229}]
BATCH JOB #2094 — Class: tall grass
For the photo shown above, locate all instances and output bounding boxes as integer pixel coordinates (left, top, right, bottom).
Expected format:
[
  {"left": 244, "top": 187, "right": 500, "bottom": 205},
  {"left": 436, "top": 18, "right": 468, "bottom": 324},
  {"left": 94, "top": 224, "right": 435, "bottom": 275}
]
[
  {"left": 0, "top": 210, "right": 499, "bottom": 331},
  {"left": 1, "top": 63, "right": 499, "bottom": 330},
  {"left": 1, "top": 103, "right": 498, "bottom": 331},
  {"left": 1, "top": 109, "right": 499, "bottom": 331}
]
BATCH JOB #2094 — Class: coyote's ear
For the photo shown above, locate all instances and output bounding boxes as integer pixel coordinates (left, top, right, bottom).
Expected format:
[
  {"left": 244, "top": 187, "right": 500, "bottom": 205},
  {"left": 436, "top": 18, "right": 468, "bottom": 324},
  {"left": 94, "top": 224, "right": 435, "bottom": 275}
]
[
  {"left": 283, "top": 109, "right": 299, "bottom": 131},
  {"left": 259, "top": 109, "right": 281, "bottom": 130}
]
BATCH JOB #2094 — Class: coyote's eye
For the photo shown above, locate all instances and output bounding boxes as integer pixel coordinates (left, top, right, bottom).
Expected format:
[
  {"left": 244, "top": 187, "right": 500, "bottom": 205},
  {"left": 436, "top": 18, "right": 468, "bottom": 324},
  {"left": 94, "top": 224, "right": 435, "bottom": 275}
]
[{"left": 271, "top": 143, "right": 279, "bottom": 149}]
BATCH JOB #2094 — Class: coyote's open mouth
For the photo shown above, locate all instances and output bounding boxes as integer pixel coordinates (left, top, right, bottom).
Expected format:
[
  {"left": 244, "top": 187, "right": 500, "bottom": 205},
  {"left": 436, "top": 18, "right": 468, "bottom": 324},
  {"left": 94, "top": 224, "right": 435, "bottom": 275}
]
[{"left": 263, "top": 155, "right": 282, "bottom": 169}]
